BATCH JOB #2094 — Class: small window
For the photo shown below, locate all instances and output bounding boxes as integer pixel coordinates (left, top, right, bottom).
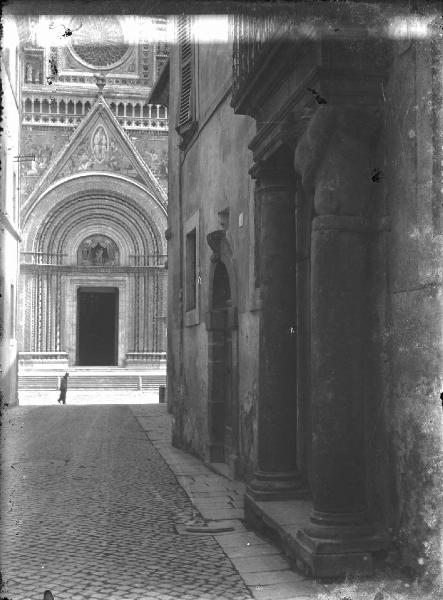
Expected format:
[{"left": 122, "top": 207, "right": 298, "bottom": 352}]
[{"left": 186, "top": 228, "right": 197, "bottom": 311}]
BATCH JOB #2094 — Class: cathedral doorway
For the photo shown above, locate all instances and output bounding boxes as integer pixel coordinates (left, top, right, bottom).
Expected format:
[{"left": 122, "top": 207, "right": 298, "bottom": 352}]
[{"left": 76, "top": 287, "right": 119, "bottom": 366}]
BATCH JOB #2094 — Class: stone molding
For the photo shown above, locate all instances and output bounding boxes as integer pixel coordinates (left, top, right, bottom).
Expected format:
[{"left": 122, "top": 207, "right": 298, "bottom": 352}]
[
  {"left": 22, "top": 171, "right": 167, "bottom": 231},
  {"left": 22, "top": 177, "right": 167, "bottom": 259},
  {"left": 20, "top": 265, "right": 165, "bottom": 274}
]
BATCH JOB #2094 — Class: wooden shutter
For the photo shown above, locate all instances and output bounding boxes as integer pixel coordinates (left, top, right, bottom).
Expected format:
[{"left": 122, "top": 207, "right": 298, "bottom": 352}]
[{"left": 177, "top": 15, "right": 193, "bottom": 128}]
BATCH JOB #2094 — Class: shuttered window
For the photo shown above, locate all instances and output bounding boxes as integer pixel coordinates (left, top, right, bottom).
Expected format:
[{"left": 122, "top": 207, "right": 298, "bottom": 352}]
[{"left": 177, "top": 15, "right": 195, "bottom": 131}]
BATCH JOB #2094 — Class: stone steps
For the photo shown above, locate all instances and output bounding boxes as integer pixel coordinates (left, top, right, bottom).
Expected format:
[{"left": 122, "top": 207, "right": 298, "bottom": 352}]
[{"left": 18, "top": 374, "right": 166, "bottom": 391}]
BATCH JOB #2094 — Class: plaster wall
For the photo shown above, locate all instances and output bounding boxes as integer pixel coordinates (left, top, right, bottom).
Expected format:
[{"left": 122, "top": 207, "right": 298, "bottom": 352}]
[{"left": 167, "top": 36, "right": 258, "bottom": 475}]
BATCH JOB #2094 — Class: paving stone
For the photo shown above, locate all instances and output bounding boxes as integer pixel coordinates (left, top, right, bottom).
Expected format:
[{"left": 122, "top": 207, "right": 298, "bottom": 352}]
[
  {"left": 247, "top": 582, "right": 321, "bottom": 600},
  {"left": 1, "top": 405, "right": 252, "bottom": 600},
  {"left": 240, "top": 570, "right": 308, "bottom": 586},
  {"left": 214, "top": 532, "right": 269, "bottom": 548},
  {"left": 231, "top": 555, "right": 291, "bottom": 573},
  {"left": 223, "top": 543, "right": 282, "bottom": 558}
]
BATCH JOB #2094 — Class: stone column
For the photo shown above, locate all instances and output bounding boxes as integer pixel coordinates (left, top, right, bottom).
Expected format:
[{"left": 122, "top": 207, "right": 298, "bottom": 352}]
[
  {"left": 294, "top": 108, "right": 389, "bottom": 577},
  {"left": 294, "top": 184, "right": 312, "bottom": 480},
  {"left": 248, "top": 161, "right": 305, "bottom": 499}
]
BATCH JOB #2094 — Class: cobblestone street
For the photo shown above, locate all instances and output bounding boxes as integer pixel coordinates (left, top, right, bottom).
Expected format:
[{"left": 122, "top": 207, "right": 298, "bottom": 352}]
[{"left": 1, "top": 405, "right": 254, "bottom": 600}]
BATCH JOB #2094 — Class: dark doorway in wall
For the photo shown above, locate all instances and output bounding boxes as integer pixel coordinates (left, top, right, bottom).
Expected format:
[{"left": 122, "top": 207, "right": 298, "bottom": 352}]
[
  {"left": 77, "top": 287, "right": 118, "bottom": 366},
  {"left": 209, "top": 262, "right": 234, "bottom": 463}
]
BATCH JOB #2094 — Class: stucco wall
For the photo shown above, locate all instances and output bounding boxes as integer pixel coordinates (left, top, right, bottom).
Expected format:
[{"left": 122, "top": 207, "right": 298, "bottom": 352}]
[{"left": 167, "top": 31, "right": 258, "bottom": 476}]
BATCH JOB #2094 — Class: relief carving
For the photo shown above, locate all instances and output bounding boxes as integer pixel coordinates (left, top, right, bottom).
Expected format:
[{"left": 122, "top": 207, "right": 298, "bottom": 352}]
[
  {"left": 77, "top": 235, "right": 119, "bottom": 266},
  {"left": 59, "top": 131, "right": 140, "bottom": 180},
  {"left": 91, "top": 126, "right": 108, "bottom": 162},
  {"left": 24, "top": 51, "right": 44, "bottom": 84},
  {"left": 25, "top": 145, "right": 53, "bottom": 176}
]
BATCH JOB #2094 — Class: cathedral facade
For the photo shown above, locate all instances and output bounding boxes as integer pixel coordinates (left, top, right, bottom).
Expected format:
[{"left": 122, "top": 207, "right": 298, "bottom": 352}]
[{"left": 16, "top": 15, "right": 168, "bottom": 370}]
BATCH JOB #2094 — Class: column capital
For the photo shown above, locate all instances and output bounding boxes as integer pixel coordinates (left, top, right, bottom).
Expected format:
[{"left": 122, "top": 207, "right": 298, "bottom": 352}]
[{"left": 294, "top": 105, "right": 381, "bottom": 196}]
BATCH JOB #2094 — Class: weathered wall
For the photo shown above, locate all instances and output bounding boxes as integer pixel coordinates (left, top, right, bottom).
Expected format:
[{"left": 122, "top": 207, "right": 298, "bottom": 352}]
[
  {"left": 167, "top": 29, "right": 258, "bottom": 476},
  {"left": 381, "top": 39, "right": 442, "bottom": 582},
  {"left": 1, "top": 17, "right": 21, "bottom": 407}
]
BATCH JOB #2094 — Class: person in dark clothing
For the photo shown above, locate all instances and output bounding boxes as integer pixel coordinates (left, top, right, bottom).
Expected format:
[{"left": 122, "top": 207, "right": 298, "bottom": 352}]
[
  {"left": 57, "top": 372, "right": 69, "bottom": 404},
  {"left": 43, "top": 591, "right": 54, "bottom": 600}
]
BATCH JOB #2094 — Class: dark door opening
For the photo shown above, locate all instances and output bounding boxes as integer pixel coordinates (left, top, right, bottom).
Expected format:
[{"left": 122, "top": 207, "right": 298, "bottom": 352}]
[
  {"left": 209, "top": 262, "right": 234, "bottom": 463},
  {"left": 77, "top": 287, "right": 118, "bottom": 366}
]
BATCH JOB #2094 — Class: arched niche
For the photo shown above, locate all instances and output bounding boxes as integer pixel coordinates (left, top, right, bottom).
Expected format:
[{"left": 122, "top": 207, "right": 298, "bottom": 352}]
[
  {"left": 206, "top": 230, "right": 239, "bottom": 476},
  {"left": 77, "top": 234, "right": 119, "bottom": 266}
]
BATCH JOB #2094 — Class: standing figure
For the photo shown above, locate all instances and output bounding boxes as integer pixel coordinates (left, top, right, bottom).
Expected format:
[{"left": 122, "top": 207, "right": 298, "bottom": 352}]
[
  {"left": 92, "top": 127, "right": 107, "bottom": 162},
  {"left": 57, "top": 372, "right": 69, "bottom": 404},
  {"left": 94, "top": 244, "right": 104, "bottom": 264},
  {"left": 26, "top": 62, "right": 33, "bottom": 82}
]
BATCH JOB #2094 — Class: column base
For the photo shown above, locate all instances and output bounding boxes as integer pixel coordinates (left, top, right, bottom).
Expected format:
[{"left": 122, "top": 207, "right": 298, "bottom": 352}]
[
  {"left": 248, "top": 470, "right": 310, "bottom": 501},
  {"left": 294, "top": 521, "right": 390, "bottom": 578}
]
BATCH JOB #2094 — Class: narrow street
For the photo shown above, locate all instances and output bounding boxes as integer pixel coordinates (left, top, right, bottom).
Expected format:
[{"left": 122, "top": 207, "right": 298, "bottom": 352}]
[
  {"left": 1, "top": 405, "right": 252, "bottom": 600},
  {"left": 0, "top": 404, "right": 322, "bottom": 600}
]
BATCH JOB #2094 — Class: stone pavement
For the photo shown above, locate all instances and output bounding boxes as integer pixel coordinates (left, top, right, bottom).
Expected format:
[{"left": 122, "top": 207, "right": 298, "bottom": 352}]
[
  {"left": 1, "top": 402, "right": 425, "bottom": 600},
  {"left": 130, "top": 407, "right": 325, "bottom": 600},
  {"left": 18, "top": 391, "right": 160, "bottom": 405},
  {"left": 1, "top": 405, "right": 252, "bottom": 600}
]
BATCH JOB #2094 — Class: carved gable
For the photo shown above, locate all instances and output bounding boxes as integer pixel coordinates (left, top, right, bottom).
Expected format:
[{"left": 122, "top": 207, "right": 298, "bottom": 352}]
[{"left": 24, "top": 96, "right": 167, "bottom": 208}]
